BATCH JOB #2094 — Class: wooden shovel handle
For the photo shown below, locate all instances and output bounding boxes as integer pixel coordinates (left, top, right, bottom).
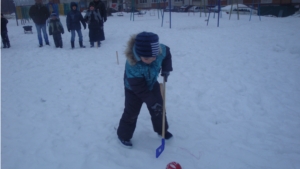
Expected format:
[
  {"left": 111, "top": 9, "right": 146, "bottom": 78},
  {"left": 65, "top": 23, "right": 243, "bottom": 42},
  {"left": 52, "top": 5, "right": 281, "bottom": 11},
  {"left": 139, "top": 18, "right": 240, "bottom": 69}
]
[{"left": 159, "top": 79, "right": 166, "bottom": 138}]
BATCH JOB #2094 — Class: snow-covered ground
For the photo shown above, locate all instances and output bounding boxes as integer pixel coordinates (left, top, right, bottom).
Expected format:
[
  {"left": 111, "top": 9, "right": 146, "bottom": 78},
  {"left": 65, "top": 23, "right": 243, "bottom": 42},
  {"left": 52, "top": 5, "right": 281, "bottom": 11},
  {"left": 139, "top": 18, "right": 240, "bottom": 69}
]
[{"left": 1, "top": 10, "right": 300, "bottom": 169}]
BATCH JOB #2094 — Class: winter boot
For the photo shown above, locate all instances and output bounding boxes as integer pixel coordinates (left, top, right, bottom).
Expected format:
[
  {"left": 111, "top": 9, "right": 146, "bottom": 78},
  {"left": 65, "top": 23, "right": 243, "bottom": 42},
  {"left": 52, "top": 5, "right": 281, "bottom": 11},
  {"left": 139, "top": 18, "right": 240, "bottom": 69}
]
[
  {"left": 79, "top": 41, "right": 85, "bottom": 48},
  {"left": 3, "top": 42, "right": 7, "bottom": 48},
  {"left": 90, "top": 42, "right": 94, "bottom": 48},
  {"left": 97, "top": 41, "right": 101, "bottom": 47},
  {"left": 118, "top": 137, "right": 132, "bottom": 149},
  {"left": 158, "top": 131, "right": 173, "bottom": 140},
  {"left": 71, "top": 41, "right": 74, "bottom": 49}
]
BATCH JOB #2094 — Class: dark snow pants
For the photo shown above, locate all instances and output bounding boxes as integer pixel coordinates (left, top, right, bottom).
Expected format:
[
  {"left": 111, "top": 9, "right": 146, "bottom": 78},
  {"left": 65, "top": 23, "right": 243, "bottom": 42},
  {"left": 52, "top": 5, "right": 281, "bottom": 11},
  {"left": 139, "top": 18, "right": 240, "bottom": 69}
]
[
  {"left": 52, "top": 33, "right": 62, "bottom": 48},
  {"left": 117, "top": 82, "right": 169, "bottom": 140},
  {"left": 1, "top": 32, "right": 10, "bottom": 47}
]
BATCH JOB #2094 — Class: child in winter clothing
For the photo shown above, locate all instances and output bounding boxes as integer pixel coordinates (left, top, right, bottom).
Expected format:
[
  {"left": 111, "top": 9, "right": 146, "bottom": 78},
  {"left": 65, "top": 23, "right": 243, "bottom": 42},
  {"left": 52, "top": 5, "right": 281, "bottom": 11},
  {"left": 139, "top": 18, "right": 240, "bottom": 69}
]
[
  {"left": 66, "top": 2, "right": 86, "bottom": 49},
  {"left": 84, "top": 3, "right": 104, "bottom": 47},
  {"left": 48, "top": 13, "right": 64, "bottom": 48},
  {"left": 117, "top": 32, "right": 173, "bottom": 148},
  {"left": 1, "top": 13, "right": 10, "bottom": 48}
]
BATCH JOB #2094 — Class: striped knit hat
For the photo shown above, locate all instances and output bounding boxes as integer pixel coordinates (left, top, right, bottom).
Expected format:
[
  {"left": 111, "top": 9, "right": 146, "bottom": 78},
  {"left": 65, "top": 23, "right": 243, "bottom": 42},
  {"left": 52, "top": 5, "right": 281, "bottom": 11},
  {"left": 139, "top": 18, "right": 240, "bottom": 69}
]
[{"left": 135, "top": 32, "right": 159, "bottom": 57}]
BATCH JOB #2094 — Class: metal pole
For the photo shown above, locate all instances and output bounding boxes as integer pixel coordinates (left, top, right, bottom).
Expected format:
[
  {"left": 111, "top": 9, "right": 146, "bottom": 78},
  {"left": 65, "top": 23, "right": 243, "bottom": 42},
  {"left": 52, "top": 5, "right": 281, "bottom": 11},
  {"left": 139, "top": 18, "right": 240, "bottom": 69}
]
[
  {"left": 169, "top": 0, "right": 171, "bottom": 29},
  {"left": 217, "top": 0, "right": 220, "bottom": 27},
  {"left": 14, "top": 1, "right": 19, "bottom": 26}
]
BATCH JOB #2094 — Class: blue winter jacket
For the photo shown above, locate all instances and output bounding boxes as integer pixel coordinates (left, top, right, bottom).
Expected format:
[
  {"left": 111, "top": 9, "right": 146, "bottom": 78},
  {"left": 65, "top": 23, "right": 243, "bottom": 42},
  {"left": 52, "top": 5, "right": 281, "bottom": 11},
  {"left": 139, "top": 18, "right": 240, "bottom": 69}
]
[
  {"left": 124, "top": 34, "right": 173, "bottom": 107},
  {"left": 66, "top": 2, "right": 86, "bottom": 30}
]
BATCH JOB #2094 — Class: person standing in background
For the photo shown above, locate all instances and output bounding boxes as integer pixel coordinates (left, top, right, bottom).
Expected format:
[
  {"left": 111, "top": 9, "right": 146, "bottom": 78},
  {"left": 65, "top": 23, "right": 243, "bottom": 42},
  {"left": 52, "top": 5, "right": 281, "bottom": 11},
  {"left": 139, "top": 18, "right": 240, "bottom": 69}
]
[
  {"left": 66, "top": 2, "right": 86, "bottom": 49},
  {"left": 29, "top": 0, "right": 50, "bottom": 47},
  {"left": 89, "top": 0, "right": 106, "bottom": 44},
  {"left": 84, "top": 3, "right": 104, "bottom": 47},
  {"left": 1, "top": 13, "right": 10, "bottom": 48},
  {"left": 48, "top": 12, "right": 64, "bottom": 48}
]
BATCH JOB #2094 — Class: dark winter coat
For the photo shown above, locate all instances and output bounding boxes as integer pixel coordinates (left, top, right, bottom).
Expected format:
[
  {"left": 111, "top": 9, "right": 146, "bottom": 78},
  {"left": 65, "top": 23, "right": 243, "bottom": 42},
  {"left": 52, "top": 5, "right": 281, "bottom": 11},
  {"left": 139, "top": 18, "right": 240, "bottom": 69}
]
[
  {"left": 1, "top": 17, "right": 8, "bottom": 33},
  {"left": 29, "top": 3, "right": 50, "bottom": 25},
  {"left": 48, "top": 18, "right": 64, "bottom": 35},
  {"left": 66, "top": 2, "right": 86, "bottom": 31},
  {"left": 90, "top": 0, "right": 107, "bottom": 22},
  {"left": 84, "top": 10, "right": 104, "bottom": 42},
  {"left": 123, "top": 34, "right": 173, "bottom": 107}
]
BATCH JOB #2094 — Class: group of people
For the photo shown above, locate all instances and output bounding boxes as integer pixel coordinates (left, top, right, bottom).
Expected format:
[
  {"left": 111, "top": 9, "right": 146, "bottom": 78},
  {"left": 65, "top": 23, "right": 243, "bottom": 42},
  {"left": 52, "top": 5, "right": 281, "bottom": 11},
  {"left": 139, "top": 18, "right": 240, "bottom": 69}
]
[{"left": 26, "top": 0, "right": 107, "bottom": 48}]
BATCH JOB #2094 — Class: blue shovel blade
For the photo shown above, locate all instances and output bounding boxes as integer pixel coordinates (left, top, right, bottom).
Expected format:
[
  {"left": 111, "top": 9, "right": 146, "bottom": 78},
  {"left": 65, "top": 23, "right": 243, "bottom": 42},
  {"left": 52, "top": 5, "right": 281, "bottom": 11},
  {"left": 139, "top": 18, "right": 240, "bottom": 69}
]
[{"left": 156, "top": 139, "right": 165, "bottom": 158}]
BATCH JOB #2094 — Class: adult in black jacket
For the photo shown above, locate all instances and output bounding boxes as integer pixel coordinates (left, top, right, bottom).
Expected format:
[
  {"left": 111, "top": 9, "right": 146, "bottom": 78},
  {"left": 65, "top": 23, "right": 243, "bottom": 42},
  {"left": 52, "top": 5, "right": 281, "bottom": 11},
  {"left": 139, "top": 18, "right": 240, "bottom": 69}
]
[
  {"left": 90, "top": 0, "right": 107, "bottom": 22},
  {"left": 29, "top": 0, "right": 50, "bottom": 47},
  {"left": 89, "top": 0, "right": 106, "bottom": 43},
  {"left": 84, "top": 3, "right": 104, "bottom": 47},
  {"left": 1, "top": 13, "right": 10, "bottom": 48},
  {"left": 66, "top": 2, "right": 86, "bottom": 49}
]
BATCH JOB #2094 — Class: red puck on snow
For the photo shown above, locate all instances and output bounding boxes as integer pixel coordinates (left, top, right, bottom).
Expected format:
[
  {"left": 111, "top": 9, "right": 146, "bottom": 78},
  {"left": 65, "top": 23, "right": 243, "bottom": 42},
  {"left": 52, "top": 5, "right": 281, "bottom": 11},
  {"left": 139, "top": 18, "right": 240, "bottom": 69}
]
[{"left": 166, "top": 161, "right": 182, "bottom": 169}]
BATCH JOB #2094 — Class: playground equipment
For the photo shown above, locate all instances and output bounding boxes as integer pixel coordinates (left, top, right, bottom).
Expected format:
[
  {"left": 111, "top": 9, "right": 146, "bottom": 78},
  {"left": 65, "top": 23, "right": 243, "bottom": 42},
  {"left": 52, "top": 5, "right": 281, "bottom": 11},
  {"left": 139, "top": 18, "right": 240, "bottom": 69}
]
[
  {"left": 206, "top": 0, "right": 221, "bottom": 27},
  {"left": 228, "top": 0, "right": 261, "bottom": 21},
  {"left": 23, "top": 26, "right": 33, "bottom": 34},
  {"left": 161, "top": 0, "right": 172, "bottom": 29}
]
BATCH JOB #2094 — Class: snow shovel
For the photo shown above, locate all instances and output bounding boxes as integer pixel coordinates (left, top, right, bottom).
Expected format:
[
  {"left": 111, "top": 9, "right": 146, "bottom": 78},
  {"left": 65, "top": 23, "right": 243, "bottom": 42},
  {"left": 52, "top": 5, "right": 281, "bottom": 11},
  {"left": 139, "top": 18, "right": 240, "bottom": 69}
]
[{"left": 156, "top": 77, "right": 166, "bottom": 158}]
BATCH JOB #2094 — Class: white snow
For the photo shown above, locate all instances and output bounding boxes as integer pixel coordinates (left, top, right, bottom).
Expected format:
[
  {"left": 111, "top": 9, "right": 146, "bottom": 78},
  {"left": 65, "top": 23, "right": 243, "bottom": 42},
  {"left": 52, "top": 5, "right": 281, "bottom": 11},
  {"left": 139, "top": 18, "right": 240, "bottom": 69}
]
[{"left": 1, "top": 11, "right": 300, "bottom": 169}]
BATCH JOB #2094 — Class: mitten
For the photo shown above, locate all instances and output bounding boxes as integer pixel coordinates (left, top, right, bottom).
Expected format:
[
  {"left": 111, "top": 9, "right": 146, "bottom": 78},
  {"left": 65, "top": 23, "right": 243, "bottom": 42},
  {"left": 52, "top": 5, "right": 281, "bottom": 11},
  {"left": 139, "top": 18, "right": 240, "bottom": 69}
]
[{"left": 161, "top": 71, "right": 170, "bottom": 82}]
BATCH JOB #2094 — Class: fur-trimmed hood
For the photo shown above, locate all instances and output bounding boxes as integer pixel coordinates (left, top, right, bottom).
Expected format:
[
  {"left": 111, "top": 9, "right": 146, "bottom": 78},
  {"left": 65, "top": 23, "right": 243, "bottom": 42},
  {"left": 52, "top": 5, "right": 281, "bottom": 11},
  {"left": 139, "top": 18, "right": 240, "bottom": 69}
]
[
  {"left": 124, "top": 34, "right": 138, "bottom": 65},
  {"left": 125, "top": 34, "right": 162, "bottom": 65}
]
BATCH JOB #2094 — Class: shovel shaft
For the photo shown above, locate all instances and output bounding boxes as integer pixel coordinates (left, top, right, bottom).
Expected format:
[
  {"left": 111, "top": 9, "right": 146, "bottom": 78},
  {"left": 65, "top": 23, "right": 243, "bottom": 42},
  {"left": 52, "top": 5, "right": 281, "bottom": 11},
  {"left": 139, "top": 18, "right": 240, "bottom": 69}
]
[
  {"left": 156, "top": 78, "right": 167, "bottom": 158},
  {"left": 162, "top": 78, "right": 166, "bottom": 138}
]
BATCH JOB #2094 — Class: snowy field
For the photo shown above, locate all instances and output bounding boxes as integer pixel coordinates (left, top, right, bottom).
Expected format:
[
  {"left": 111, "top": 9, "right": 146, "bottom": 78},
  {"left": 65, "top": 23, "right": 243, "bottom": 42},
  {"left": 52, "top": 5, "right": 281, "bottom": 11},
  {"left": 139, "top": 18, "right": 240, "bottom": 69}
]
[{"left": 1, "top": 10, "right": 300, "bottom": 169}]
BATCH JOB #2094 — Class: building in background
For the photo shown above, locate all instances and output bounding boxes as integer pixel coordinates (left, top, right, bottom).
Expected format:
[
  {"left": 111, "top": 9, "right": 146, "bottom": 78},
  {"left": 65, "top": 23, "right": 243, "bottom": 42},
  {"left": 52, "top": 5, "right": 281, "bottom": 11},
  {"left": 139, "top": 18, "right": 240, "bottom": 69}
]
[{"left": 1, "top": 0, "right": 299, "bottom": 17}]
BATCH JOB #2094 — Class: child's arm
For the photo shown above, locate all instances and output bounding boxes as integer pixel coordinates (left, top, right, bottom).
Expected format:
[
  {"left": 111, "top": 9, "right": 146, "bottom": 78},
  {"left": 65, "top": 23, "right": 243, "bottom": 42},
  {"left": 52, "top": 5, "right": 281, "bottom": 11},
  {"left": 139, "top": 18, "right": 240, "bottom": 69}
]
[
  {"left": 59, "top": 21, "right": 64, "bottom": 34},
  {"left": 96, "top": 11, "right": 103, "bottom": 26},
  {"left": 79, "top": 13, "right": 86, "bottom": 29},
  {"left": 161, "top": 46, "right": 173, "bottom": 72},
  {"left": 48, "top": 23, "right": 52, "bottom": 35},
  {"left": 66, "top": 13, "right": 71, "bottom": 32},
  {"left": 83, "top": 11, "right": 88, "bottom": 23}
]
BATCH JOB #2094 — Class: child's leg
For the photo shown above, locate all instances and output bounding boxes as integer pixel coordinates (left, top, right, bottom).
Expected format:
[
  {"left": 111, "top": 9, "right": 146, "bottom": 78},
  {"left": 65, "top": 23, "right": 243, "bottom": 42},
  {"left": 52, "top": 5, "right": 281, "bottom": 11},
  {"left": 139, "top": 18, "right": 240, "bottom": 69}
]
[
  {"left": 58, "top": 34, "right": 63, "bottom": 48},
  {"left": 1, "top": 32, "right": 6, "bottom": 47},
  {"left": 77, "top": 29, "right": 83, "bottom": 42},
  {"left": 146, "top": 82, "right": 169, "bottom": 135},
  {"left": 1, "top": 32, "right": 9, "bottom": 48},
  {"left": 70, "top": 30, "right": 75, "bottom": 48},
  {"left": 77, "top": 29, "right": 85, "bottom": 48},
  {"left": 117, "top": 88, "right": 143, "bottom": 140},
  {"left": 53, "top": 34, "right": 59, "bottom": 47},
  {"left": 6, "top": 33, "right": 10, "bottom": 47}
]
